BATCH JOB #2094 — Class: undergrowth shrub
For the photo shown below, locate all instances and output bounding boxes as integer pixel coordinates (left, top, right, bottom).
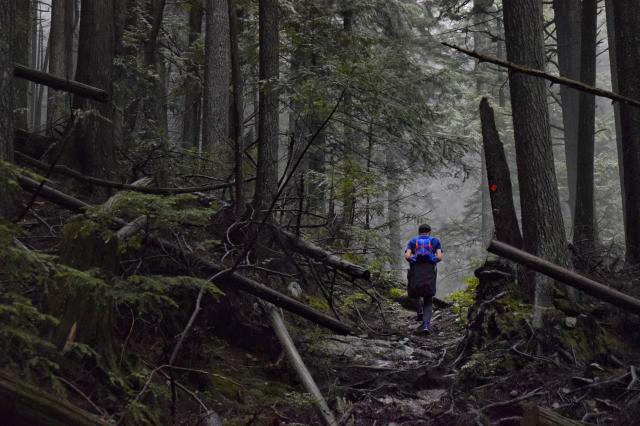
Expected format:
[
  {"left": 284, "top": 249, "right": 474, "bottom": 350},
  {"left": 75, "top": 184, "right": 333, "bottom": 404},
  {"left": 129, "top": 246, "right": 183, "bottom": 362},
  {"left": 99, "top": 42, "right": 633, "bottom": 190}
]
[{"left": 447, "top": 275, "right": 479, "bottom": 322}]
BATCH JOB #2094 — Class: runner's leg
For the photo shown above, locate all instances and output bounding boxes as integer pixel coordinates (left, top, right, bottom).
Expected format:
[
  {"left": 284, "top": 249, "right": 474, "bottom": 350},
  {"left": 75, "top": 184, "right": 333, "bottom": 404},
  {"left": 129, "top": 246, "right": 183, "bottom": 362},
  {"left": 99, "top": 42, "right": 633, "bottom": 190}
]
[{"left": 423, "top": 296, "right": 433, "bottom": 327}]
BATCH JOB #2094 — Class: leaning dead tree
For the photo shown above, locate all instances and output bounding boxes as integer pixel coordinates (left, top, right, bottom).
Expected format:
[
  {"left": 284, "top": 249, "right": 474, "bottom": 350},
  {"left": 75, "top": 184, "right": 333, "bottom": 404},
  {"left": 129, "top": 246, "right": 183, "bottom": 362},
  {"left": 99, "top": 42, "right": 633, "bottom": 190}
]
[
  {"left": 479, "top": 97, "right": 523, "bottom": 249},
  {"left": 15, "top": 174, "right": 353, "bottom": 335},
  {"left": 488, "top": 240, "right": 640, "bottom": 315}
]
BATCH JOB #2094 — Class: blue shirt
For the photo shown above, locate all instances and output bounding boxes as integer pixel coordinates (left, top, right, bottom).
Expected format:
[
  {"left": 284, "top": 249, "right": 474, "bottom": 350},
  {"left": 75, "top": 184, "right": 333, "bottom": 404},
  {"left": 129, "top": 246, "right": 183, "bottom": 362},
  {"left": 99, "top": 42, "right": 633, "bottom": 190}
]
[{"left": 405, "top": 235, "right": 443, "bottom": 264}]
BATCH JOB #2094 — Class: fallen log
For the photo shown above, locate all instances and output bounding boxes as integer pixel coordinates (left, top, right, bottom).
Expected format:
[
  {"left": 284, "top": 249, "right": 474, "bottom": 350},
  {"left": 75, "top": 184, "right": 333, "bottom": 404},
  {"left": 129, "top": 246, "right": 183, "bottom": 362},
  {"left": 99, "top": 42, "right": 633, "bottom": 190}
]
[
  {"left": 277, "top": 229, "right": 370, "bottom": 280},
  {"left": 14, "top": 63, "right": 109, "bottom": 103},
  {"left": 487, "top": 240, "right": 640, "bottom": 315},
  {"left": 0, "top": 370, "right": 109, "bottom": 426},
  {"left": 15, "top": 174, "right": 352, "bottom": 335},
  {"left": 265, "top": 303, "right": 337, "bottom": 426},
  {"left": 15, "top": 151, "right": 245, "bottom": 194}
]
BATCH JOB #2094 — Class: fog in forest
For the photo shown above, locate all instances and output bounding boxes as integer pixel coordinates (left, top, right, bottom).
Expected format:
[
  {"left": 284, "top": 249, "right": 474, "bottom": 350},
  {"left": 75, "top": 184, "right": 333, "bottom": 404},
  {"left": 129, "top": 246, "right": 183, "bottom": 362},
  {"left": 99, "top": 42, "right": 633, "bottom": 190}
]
[{"left": 2, "top": 0, "right": 640, "bottom": 424}]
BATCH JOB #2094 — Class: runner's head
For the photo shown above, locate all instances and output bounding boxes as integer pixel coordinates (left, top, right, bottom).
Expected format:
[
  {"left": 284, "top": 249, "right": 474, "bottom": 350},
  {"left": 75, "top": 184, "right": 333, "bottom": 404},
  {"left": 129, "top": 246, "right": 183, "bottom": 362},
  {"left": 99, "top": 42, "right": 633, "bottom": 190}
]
[{"left": 418, "top": 224, "right": 431, "bottom": 235}]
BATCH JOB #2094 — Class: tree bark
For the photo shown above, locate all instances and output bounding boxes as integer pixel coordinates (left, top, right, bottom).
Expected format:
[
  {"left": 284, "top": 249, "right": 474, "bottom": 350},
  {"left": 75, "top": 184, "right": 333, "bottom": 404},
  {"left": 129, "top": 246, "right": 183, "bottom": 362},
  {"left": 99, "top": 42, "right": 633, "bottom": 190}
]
[
  {"left": 479, "top": 98, "right": 522, "bottom": 249},
  {"left": 572, "top": 0, "right": 597, "bottom": 257},
  {"left": 253, "top": 0, "right": 279, "bottom": 212},
  {"left": 182, "top": 0, "right": 203, "bottom": 148},
  {"left": 611, "top": 0, "right": 640, "bottom": 266},
  {"left": 68, "top": 0, "right": 116, "bottom": 182},
  {"left": 202, "top": 0, "right": 230, "bottom": 155},
  {"left": 502, "top": 0, "right": 570, "bottom": 325},
  {"left": 552, "top": 0, "right": 581, "bottom": 225},
  {"left": 47, "top": 0, "right": 75, "bottom": 129}
]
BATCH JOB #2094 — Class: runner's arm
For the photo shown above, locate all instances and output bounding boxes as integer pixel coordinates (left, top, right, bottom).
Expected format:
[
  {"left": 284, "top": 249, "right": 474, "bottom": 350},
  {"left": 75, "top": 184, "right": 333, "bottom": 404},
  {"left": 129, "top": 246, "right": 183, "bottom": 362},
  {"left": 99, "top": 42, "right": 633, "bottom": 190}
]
[
  {"left": 404, "top": 248, "right": 413, "bottom": 261},
  {"left": 436, "top": 249, "right": 444, "bottom": 262}
]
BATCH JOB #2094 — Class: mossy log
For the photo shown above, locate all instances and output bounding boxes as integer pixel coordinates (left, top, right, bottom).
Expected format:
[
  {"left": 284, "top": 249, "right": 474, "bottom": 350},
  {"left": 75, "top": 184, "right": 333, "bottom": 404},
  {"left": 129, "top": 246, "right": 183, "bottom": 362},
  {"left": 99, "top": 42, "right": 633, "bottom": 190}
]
[
  {"left": 488, "top": 240, "right": 640, "bottom": 315},
  {"left": 0, "top": 371, "right": 109, "bottom": 426}
]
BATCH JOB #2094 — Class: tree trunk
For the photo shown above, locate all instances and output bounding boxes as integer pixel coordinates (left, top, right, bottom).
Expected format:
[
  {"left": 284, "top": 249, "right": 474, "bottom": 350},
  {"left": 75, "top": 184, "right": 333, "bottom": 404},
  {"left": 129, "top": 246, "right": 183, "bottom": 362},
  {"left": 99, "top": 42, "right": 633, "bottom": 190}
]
[
  {"left": 503, "top": 0, "right": 570, "bottom": 326},
  {"left": 47, "top": 0, "right": 75, "bottom": 129},
  {"left": 0, "top": 0, "right": 14, "bottom": 163},
  {"left": 253, "top": 0, "right": 279, "bottom": 212},
  {"left": 68, "top": 0, "right": 116, "bottom": 182},
  {"left": 340, "top": 7, "right": 356, "bottom": 229},
  {"left": 182, "top": 0, "right": 203, "bottom": 148},
  {"left": 229, "top": 0, "right": 244, "bottom": 214},
  {"left": 386, "top": 149, "right": 402, "bottom": 280},
  {"left": 479, "top": 98, "right": 522, "bottom": 249},
  {"left": 572, "top": 0, "right": 597, "bottom": 258},
  {"left": 202, "top": 0, "right": 230, "bottom": 156},
  {"left": 13, "top": 0, "right": 30, "bottom": 130},
  {"left": 604, "top": 0, "right": 627, "bottom": 243},
  {"left": 142, "top": 0, "right": 168, "bottom": 136},
  {"left": 29, "top": 0, "right": 38, "bottom": 130},
  {"left": 552, "top": 0, "right": 581, "bottom": 227},
  {"left": 0, "top": 0, "right": 15, "bottom": 219},
  {"left": 611, "top": 0, "right": 640, "bottom": 266}
]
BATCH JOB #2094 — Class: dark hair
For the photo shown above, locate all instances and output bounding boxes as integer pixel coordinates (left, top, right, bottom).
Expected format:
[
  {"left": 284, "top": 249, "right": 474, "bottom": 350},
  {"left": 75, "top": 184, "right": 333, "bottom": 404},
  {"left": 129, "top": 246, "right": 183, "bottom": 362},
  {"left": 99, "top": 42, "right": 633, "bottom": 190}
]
[{"left": 418, "top": 224, "right": 431, "bottom": 234}]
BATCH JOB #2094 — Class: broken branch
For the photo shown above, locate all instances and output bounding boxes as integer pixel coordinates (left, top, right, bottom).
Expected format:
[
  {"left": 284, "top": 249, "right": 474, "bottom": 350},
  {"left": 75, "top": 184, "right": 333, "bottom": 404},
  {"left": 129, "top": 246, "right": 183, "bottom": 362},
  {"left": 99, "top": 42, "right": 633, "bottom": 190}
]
[{"left": 443, "top": 43, "right": 640, "bottom": 109}]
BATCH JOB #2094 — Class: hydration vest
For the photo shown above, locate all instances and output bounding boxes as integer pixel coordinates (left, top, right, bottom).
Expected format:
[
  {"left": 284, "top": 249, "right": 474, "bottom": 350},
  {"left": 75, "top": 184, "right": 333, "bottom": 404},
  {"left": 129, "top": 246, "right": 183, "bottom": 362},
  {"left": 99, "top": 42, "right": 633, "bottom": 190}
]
[{"left": 412, "top": 236, "right": 437, "bottom": 264}]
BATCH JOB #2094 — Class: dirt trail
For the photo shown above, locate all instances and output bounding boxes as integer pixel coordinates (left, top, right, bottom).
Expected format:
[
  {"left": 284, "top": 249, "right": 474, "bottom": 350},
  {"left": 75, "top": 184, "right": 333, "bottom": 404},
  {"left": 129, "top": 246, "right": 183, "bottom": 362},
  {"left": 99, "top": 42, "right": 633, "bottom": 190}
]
[{"left": 303, "top": 300, "right": 466, "bottom": 424}]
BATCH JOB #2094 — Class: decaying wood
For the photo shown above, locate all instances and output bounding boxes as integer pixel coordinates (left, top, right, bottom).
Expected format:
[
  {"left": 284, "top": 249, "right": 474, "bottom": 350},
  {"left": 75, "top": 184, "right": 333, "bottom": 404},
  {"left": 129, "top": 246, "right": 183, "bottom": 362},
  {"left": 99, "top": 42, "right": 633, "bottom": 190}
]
[
  {"left": 277, "top": 229, "right": 370, "bottom": 280},
  {"left": 15, "top": 174, "right": 352, "bottom": 335},
  {"left": 521, "top": 403, "right": 586, "bottom": 426},
  {"left": 443, "top": 43, "right": 640, "bottom": 109},
  {"left": 15, "top": 151, "right": 242, "bottom": 194},
  {"left": 14, "top": 63, "right": 109, "bottom": 103},
  {"left": 265, "top": 303, "right": 337, "bottom": 426},
  {"left": 488, "top": 240, "right": 640, "bottom": 315},
  {"left": 479, "top": 97, "right": 523, "bottom": 248},
  {"left": 0, "top": 370, "right": 109, "bottom": 426}
]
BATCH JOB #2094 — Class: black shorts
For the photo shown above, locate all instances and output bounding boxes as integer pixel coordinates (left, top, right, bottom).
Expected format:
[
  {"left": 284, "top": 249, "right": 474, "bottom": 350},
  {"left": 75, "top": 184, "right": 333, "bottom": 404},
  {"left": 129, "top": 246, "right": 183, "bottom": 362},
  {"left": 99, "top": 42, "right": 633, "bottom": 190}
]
[{"left": 407, "top": 261, "right": 437, "bottom": 298}]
